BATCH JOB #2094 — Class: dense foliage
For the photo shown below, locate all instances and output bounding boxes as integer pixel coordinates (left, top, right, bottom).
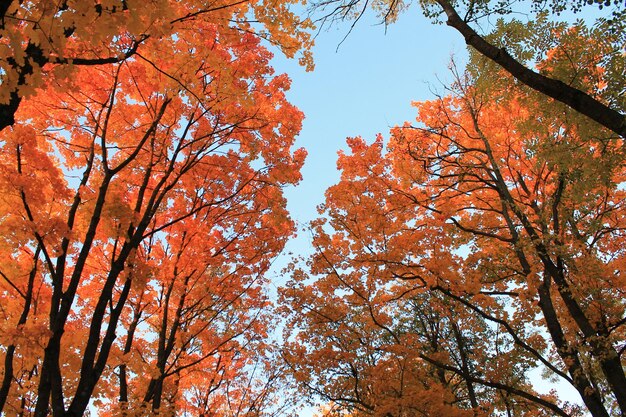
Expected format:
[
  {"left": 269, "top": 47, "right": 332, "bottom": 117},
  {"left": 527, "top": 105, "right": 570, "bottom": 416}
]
[
  {"left": 2, "top": 1, "right": 625, "bottom": 417},
  {"left": 0, "top": 1, "right": 310, "bottom": 416}
]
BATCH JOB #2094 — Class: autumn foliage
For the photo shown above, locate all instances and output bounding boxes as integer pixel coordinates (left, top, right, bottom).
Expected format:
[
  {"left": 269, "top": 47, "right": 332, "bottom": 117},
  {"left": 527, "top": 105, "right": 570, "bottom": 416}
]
[
  {"left": 281, "top": 40, "right": 626, "bottom": 417},
  {"left": 0, "top": 1, "right": 309, "bottom": 416},
  {"left": 3, "top": 1, "right": 626, "bottom": 417},
  {"left": 0, "top": 0, "right": 312, "bottom": 131}
]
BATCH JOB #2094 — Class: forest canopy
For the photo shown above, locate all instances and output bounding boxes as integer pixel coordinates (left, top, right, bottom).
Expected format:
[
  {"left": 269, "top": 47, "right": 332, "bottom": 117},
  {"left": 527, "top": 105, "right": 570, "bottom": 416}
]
[
  {"left": 0, "top": 1, "right": 309, "bottom": 415},
  {"left": 0, "top": 0, "right": 625, "bottom": 416}
]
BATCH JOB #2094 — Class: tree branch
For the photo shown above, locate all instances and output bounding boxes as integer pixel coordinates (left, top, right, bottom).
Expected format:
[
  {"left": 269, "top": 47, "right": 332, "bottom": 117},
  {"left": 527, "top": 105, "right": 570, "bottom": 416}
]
[{"left": 434, "top": 0, "right": 626, "bottom": 138}]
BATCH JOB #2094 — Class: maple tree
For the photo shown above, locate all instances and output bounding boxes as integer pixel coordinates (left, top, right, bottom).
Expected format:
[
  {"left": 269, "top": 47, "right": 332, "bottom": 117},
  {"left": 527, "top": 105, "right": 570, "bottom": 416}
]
[
  {"left": 281, "top": 30, "right": 626, "bottom": 417},
  {"left": 0, "top": 1, "right": 310, "bottom": 416}
]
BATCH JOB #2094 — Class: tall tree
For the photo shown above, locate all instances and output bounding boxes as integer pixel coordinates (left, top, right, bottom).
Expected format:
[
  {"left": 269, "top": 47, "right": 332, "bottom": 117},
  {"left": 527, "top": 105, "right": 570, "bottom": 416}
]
[
  {"left": 282, "top": 37, "right": 626, "bottom": 416},
  {"left": 0, "top": 2, "right": 309, "bottom": 415}
]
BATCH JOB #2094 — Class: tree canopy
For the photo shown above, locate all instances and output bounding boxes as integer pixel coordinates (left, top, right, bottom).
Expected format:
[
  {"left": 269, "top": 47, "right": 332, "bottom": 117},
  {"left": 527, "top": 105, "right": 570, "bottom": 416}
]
[
  {"left": 1, "top": 0, "right": 625, "bottom": 417},
  {"left": 282, "top": 24, "right": 626, "bottom": 417},
  {"left": 0, "top": 0, "right": 313, "bottom": 131},
  {"left": 0, "top": 1, "right": 310, "bottom": 416}
]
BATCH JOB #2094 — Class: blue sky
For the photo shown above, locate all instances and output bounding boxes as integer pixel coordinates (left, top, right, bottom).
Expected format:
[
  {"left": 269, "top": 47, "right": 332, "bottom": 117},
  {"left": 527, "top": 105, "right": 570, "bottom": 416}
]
[
  {"left": 274, "top": 7, "right": 466, "bottom": 226},
  {"left": 266, "top": 10, "right": 465, "bottom": 411},
  {"left": 271, "top": 3, "right": 608, "bottom": 235}
]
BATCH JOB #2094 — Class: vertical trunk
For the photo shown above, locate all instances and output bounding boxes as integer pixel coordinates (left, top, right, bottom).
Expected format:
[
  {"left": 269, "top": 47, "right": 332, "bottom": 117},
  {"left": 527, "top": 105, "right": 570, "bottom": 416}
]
[
  {"left": 151, "top": 378, "right": 164, "bottom": 412},
  {"left": 118, "top": 365, "right": 128, "bottom": 404},
  {"left": 34, "top": 334, "right": 65, "bottom": 417},
  {"left": 66, "top": 274, "right": 133, "bottom": 417},
  {"left": 537, "top": 275, "right": 610, "bottom": 417},
  {"left": 451, "top": 322, "right": 479, "bottom": 410},
  {"left": 118, "top": 302, "right": 142, "bottom": 409},
  {"left": 0, "top": 346, "right": 16, "bottom": 412},
  {"left": 481, "top": 117, "right": 624, "bottom": 416},
  {"left": 548, "top": 266, "right": 626, "bottom": 413}
]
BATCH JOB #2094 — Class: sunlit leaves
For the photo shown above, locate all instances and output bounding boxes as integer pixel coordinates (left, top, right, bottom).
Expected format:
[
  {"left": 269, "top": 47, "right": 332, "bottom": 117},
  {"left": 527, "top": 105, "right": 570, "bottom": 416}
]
[{"left": 0, "top": 1, "right": 309, "bottom": 415}]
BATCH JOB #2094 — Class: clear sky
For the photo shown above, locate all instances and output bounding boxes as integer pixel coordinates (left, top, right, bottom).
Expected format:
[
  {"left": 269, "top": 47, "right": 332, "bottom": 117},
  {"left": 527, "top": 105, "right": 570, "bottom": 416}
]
[
  {"left": 274, "top": 7, "right": 465, "bottom": 225},
  {"left": 271, "top": 3, "right": 605, "bottom": 235}
]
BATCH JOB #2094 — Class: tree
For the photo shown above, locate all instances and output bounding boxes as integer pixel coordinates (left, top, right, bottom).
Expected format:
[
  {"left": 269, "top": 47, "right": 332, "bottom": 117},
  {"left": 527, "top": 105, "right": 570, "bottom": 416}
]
[
  {"left": 309, "top": 0, "right": 625, "bottom": 137},
  {"left": 282, "top": 40, "right": 626, "bottom": 416},
  {"left": 0, "top": 0, "right": 313, "bottom": 132},
  {"left": 281, "top": 277, "right": 549, "bottom": 416},
  {"left": 0, "top": 2, "right": 309, "bottom": 415}
]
